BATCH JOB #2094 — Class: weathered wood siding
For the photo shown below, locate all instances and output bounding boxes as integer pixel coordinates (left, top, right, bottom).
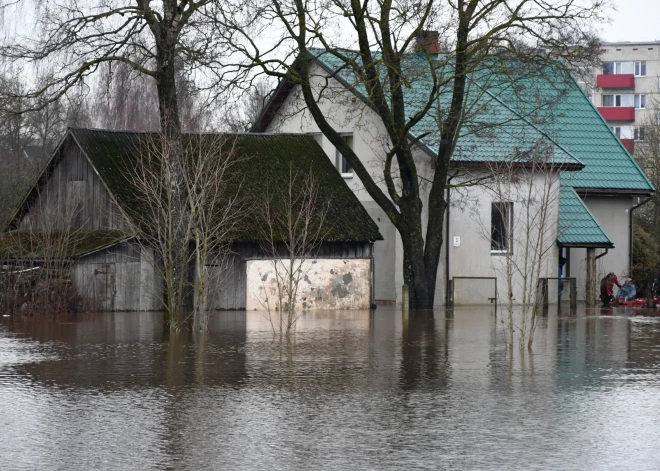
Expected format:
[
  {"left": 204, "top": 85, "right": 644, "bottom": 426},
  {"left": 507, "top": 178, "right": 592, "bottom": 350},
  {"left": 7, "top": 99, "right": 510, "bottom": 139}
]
[
  {"left": 18, "top": 138, "right": 130, "bottom": 231},
  {"left": 73, "top": 242, "right": 162, "bottom": 311}
]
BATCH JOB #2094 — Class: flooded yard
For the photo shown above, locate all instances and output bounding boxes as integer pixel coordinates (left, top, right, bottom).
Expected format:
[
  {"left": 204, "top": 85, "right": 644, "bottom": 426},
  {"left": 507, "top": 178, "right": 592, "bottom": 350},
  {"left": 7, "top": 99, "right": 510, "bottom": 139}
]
[{"left": 1, "top": 307, "right": 660, "bottom": 470}]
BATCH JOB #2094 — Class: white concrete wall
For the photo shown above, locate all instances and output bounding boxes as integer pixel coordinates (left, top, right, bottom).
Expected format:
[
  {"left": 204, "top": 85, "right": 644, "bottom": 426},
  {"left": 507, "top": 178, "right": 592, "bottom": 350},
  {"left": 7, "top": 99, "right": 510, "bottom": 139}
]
[
  {"left": 569, "top": 195, "right": 633, "bottom": 300},
  {"left": 246, "top": 258, "right": 372, "bottom": 311},
  {"left": 448, "top": 171, "right": 561, "bottom": 305}
]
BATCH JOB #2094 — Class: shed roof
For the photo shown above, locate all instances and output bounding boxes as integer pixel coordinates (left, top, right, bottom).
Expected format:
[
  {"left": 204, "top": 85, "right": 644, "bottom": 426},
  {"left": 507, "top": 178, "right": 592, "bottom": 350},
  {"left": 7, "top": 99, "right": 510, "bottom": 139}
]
[
  {"left": 557, "top": 187, "right": 613, "bottom": 248},
  {"left": 65, "top": 128, "right": 381, "bottom": 243}
]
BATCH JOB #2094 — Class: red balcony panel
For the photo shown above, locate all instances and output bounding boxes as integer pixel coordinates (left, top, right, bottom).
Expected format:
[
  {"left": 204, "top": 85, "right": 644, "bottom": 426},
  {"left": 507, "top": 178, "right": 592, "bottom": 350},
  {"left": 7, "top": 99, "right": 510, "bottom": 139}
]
[
  {"left": 597, "top": 106, "right": 635, "bottom": 121},
  {"left": 597, "top": 74, "right": 635, "bottom": 89},
  {"left": 620, "top": 138, "right": 634, "bottom": 154}
]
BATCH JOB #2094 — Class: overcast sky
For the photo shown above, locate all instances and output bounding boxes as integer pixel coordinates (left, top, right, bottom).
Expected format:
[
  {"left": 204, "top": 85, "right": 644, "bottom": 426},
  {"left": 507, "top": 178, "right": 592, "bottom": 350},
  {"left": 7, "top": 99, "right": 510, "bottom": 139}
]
[{"left": 600, "top": 0, "right": 660, "bottom": 42}]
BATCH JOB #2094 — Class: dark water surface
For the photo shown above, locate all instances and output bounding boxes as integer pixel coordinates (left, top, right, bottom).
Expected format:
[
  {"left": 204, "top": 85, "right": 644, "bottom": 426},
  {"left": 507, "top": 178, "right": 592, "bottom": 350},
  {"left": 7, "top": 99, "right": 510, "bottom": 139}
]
[{"left": 2, "top": 307, "right": 660, "bottom": 470}]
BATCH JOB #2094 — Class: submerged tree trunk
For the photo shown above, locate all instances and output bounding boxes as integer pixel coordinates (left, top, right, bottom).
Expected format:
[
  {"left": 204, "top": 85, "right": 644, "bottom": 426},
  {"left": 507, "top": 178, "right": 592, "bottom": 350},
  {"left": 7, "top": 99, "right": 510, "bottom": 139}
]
[{"left": 156, "top": 39, "right": 189, "bottom": 328}]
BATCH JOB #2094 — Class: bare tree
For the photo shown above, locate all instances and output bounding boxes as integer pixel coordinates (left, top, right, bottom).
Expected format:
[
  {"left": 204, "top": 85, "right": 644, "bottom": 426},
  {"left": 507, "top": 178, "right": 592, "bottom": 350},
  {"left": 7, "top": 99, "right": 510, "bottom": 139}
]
[
  {"left": 184, "top": 135, "right": 246, "bottom": 331},
  {"left": 474, "top": 140, "right": 563, "bottom": 348},
  {"left": 0, "top": 0, "right": 233, "bottom": 323},
  {"left": 256, "top": 165, "right": 330, "bottom": 334},
  {"left": 220, "top": 0, "right": 606, "bottom": 308},
  {"left": 127, "top": 134, "right": 243, "bottom": 329}
]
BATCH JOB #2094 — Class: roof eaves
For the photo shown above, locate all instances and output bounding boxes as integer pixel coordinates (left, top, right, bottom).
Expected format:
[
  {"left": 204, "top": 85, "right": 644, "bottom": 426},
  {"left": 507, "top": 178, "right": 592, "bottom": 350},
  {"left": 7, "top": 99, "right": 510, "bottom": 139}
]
[{"left": 4, "top": 131, "right": 72, "bottom": 232}]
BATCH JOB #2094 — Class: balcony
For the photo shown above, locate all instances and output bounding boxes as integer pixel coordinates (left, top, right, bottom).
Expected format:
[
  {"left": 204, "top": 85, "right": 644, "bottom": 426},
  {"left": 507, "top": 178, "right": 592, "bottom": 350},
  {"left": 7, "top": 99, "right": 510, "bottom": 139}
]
[
  {"left": 597, "top": 74, "right": 635, "bottom": 89},
  {"left": 597, "top": 107, "right": 635, "bottom": 122},
  {"left": 620, "top": 138, "right": 634, "bottom": 154}
]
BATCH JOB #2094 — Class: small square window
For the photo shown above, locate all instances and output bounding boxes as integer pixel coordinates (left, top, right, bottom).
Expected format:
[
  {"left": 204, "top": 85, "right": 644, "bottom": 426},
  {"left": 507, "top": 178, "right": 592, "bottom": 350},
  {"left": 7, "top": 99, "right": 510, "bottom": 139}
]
[
  {"left": 634, "top": 61, "right": 647, "bottom": 77},
  {"left": 602, "top": 95, "right": 614, "bottom": 107}
]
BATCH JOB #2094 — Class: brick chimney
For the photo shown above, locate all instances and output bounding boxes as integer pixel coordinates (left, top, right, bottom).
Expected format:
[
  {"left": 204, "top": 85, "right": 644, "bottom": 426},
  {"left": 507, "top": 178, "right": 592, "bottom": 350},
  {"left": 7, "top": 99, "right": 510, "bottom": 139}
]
[{"left": 415, "top": 30, "right": 441, "bottom": 54}]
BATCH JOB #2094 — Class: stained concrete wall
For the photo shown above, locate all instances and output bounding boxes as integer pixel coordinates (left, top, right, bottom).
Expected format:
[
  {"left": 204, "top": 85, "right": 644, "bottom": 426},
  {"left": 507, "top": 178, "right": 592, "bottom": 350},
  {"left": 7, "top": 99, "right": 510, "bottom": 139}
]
[
  {"left": 568, "top": 195, "right": 633, "bottom": 300},
  {"left": 246, "top": 258, "right": 372, "bottom": 311}
]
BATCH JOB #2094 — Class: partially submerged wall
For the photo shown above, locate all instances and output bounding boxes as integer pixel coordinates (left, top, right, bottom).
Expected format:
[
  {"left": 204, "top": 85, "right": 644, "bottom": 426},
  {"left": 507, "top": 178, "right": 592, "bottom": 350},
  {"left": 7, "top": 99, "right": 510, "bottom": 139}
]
[{"left": 246, "top": 258, "right": 371, "bottom": 311}]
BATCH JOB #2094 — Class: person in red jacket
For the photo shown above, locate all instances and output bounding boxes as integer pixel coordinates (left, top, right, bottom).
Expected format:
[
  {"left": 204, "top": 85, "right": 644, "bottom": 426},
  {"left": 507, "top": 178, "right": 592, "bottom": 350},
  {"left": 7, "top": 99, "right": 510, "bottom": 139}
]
[{"left": 600, "top": 272, "right": 621, "bottom": 306}]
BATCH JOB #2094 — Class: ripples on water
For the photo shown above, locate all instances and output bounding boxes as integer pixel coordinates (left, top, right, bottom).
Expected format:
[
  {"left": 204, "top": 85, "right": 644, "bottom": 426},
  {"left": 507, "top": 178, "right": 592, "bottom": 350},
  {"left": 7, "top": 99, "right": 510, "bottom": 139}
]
[{"left": 1, "top": 307, "right": 660, "bottom": 470}]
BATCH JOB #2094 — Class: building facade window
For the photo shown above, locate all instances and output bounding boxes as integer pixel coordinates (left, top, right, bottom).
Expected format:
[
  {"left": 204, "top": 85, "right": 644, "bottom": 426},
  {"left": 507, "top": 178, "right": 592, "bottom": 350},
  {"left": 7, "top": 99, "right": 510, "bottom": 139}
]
[
  {"left": 602, "top": 61, "right": 635, "bottom": 75},
  {"left": 634, "top": 94, "right": 646, "bottom": 109},
  {"left": 336, "top": 134, "right": 354, "bottom": 178},
  {"left": 634, "top": 61, "right": 647, "bottom": 77},
  {"left": 610, "top": 126, "right": 621, "bottom": 138},
  {"left": 603, "top": 94, "right": 622, "bottom": 106},
  {"left": 308, "top": 132, "right": 323, "bottom": 147},
  {"left": 491, "top": 202, "right": 513, "bottom": 254},
  {"left": 634, "top": 126, "right": 645, "bottom": 141}
]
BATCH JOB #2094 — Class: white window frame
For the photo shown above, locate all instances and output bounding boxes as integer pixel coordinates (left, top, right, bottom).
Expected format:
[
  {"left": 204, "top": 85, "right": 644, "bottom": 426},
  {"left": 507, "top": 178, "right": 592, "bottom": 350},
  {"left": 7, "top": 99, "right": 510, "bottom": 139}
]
[
  {"left": 602, "top": 94, "right": 622, "bottom": 107},
  {"left": 634, "top": 94, "right": 646, "bottom": 109},
  {"left": 634, "top": 126, "right": 645, "bottom": 141},
  {"left": 634, "top": 61, "right": 647, "bottom": 77},
  {"left": 336, "top": 133, "right": 354, "bottom": 178},
  {"left": 610, "top": 126, "right": 621, "bottom": 138}
]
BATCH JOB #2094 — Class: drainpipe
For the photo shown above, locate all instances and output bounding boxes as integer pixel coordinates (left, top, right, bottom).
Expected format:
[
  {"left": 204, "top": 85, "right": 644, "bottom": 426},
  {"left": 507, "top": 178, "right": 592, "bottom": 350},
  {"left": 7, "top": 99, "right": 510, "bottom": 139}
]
[
  {"left": 370, "top": 242, "right": 376, "bottom": 309},
  {"left": 595, "top": 248, "right": 609, "bottom": 260},
  {"left": 444, "top": 176, "right": 455, "bottom": 308},
  {"left": 629, "top": 196, "right": 652, "bottom": 268}
]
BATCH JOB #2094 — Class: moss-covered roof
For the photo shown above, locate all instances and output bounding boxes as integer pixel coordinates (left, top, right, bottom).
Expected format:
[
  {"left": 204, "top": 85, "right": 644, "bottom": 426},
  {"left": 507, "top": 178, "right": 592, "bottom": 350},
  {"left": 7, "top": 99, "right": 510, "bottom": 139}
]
[
  {"left": 69, "top": 128, "right": 381, "bottom": 242},
  {"left": 0, "top": 230, "right": 132, "bottom": 259}
]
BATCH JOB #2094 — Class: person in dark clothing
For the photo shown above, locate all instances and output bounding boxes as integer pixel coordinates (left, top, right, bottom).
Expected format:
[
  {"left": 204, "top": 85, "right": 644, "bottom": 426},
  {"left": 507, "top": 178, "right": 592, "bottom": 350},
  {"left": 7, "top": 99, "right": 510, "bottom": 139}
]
[{"left": 600, "top": 272, "right": 621, "bottom": 306}]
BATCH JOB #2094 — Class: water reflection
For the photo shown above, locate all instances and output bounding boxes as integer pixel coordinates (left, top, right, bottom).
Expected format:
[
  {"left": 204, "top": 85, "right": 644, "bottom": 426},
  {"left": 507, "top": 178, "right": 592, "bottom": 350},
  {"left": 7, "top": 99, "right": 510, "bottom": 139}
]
[{"left": 1, "top": 307, "right": 660, "bottom": 470}]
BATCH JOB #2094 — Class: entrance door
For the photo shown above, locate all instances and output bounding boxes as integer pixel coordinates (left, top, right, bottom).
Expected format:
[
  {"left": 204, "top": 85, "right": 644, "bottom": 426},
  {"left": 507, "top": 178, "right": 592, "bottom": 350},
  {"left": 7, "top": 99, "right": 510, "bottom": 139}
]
[{"left": 93, "top": 263, "right": 116, "bottom": 311}]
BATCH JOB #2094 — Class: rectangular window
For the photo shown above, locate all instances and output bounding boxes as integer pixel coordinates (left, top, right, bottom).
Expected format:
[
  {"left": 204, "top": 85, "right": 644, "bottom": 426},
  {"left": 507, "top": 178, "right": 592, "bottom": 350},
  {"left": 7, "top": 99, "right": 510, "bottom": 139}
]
[
  {"left": 491, "top": 202, "right": 513, "bottom": 254},
  {"left": 610, "top": 126, "right": 621, "bottom": 138},
  {"left": 615, "top": 62, "right": 622, "bottom": 74},
  {"left": 634, "top": 127, "right": 645, "bottom": 141},
  {"left": 634, "top": 94, "right": 646, "bottom": 109},
  {"left": 336, "top": 134, "right": 354, "bottom": 177},
  {"left": 308, "top": 132, "right": 323, "bottom": 147},
  {"left": 602, "top": 62, "right": 614, "bottom": 75},
  {"left": 602, "top": 94, "right": 624, "bottom": 107},
  {"left": 634, "top": 61, "right": 647, "bottom": 76}
]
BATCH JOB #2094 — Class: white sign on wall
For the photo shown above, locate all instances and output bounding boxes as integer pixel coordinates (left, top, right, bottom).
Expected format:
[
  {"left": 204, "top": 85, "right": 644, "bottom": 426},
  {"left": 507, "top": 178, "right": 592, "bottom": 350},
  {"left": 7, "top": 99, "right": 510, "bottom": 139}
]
[{"left": 453, "top": 236, "right": 461, "bottom": 247}]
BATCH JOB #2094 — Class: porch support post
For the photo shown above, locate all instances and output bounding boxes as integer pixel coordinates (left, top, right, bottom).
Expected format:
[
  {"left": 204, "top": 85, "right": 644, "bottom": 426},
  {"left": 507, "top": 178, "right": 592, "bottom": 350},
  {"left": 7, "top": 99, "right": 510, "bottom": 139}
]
[{"left": 586, "top": 248, "right": 597, "bottom": 308}]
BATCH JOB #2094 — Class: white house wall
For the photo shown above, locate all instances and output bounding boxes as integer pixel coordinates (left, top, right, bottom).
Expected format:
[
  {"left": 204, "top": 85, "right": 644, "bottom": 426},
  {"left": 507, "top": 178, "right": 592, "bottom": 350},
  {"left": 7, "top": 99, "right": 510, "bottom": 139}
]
[
  {"left": 570, "top": 195, "right": 633, "bottom": 300},
  {"left": 448, "top": 171, "right": 561, "bottom": 305},
  {"left": 245, "top": 258, "right": 372, "bottom": 311}
]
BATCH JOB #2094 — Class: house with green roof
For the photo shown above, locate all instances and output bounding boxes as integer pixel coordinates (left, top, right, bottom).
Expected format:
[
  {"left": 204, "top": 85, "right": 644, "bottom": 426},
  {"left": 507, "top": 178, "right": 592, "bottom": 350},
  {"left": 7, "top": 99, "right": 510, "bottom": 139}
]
[
  {"left": 254, "top": 45, "right": 654, "bottom": 306},
  {"left": 2, "top": 128, "right": 381, "bottom": 312}
]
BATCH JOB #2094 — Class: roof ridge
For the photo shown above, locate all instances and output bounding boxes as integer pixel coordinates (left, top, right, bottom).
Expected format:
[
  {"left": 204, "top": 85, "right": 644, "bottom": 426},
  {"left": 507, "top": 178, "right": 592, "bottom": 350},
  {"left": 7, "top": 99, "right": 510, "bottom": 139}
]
[{"left": 70, "top": 127, "right": 317, "bottom": 139}]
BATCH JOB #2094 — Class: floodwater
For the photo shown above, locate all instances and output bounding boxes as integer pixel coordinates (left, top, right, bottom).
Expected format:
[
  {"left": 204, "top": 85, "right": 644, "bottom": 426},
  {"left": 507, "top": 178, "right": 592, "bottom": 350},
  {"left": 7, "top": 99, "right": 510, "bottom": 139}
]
[{"left": 1, "top": 307, "right": 660, "bottom": 470}]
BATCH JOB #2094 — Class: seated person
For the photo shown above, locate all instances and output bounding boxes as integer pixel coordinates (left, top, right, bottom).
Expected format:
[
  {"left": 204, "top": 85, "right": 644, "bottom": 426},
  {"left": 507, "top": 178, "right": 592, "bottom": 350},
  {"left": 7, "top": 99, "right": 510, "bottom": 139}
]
[{"left": 617, "top": 279, "right": 637, "bottom": 301}]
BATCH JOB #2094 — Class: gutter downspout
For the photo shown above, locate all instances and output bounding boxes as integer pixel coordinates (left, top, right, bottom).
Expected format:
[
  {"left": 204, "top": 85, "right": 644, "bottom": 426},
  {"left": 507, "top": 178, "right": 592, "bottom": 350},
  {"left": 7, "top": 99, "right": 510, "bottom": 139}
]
[
  {"left": 596, "top": 248, "right": 609, "bottom": 260},
  {"left": 629, "top": 196, "right": 652, "bottom": 268},
  {"left": 444, "top": 176, "right": 455, "bottom": 308}
]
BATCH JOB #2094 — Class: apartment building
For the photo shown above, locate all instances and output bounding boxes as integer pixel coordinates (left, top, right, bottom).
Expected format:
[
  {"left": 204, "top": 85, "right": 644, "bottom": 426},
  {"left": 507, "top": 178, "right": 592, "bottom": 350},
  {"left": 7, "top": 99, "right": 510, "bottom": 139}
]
[{"left": 592, "top": 41, "right": 660, "bottom": 154}]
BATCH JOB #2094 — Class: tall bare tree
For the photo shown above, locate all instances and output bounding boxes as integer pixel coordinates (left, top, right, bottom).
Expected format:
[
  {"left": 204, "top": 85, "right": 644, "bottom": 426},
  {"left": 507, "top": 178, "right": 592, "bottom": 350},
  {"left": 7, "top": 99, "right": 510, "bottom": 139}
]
[
  {"left": 220, "top": 0, "right": 606, "bottom": 308},
  {"left": 0, "top": 0, "right": 231, "bottom": 323}
]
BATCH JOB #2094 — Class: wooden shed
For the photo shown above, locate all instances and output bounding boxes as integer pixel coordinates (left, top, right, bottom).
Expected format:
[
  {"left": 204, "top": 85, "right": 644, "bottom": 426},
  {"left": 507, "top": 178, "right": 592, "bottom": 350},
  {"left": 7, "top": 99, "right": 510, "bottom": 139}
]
[{"left": 2, "top": 128, "right": 382, "bottom": 311}]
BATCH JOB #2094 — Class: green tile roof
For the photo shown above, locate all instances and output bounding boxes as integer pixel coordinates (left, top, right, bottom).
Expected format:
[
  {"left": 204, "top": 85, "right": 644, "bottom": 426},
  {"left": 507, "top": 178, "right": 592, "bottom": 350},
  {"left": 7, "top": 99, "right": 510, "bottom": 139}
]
[
  {"left": 309, "top": 49, "right": 654, "bottom": 193},
  {"left": 557, "top": 187, "right": 613, "bottom": 247}
]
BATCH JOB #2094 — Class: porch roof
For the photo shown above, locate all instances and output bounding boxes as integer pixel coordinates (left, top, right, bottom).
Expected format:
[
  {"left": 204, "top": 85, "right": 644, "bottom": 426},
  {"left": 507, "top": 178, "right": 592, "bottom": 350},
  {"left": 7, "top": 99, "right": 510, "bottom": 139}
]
[{"left": 557, "top": 187, "right": 613, "bottom": 248}]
